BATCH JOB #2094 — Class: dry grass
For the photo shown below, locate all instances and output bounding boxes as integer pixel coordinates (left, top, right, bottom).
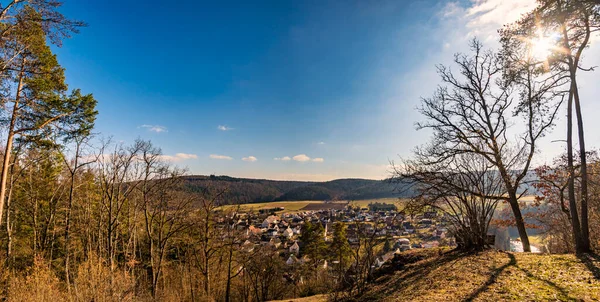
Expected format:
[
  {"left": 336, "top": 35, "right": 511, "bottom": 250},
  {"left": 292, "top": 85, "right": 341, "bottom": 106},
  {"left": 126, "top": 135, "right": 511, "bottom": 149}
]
[
  {"left": 269, "top": 294, "right": 328, "bottom": 302},
  {"left": 8, "top": 257, "right": 67, "bottom": 302},
  {"left": 355, "top": 249, "right": 600, "bottom": 301},
  {"left": 72, "top": 253, "right": 136, "bottom": 302},
  {"left": 221, "top": 200, "right": 326, "bottom": 213}
]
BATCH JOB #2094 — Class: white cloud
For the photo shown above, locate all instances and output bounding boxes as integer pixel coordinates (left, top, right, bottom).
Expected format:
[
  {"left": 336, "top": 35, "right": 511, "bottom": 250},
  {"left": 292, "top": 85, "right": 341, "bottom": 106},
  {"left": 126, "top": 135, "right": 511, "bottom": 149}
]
[
  {"left": 276, "top": 154, "right": 325, "bottom": 162},
  {"left": 159, "top": 153, "right": 198, "bottom": 162},
  {"left": 210, "top": 154, "right": 233, "bottom": 160},
  {"left": 217, "top": 125, "right": 233, "bottom": 131},
  {"left": 317, "top": 141, "right": 325, "bottom": 145},
  {"left": 139, "top": 124, "right": 168, "bottom": 133},
  {"left": 443, "top": 1, "right": 461, "bottom": 17},
  {"left": 242, "top": 156, "right": 257, "bottom": 162},
  {"left": 465, "top": 0, "right": 537, "bottom": 41},
  {"left": 174, "top": 153, "right": 197, "bottom": 160},
  {"left": 292, "top": 154, "right": 311, "bottom": 162}
]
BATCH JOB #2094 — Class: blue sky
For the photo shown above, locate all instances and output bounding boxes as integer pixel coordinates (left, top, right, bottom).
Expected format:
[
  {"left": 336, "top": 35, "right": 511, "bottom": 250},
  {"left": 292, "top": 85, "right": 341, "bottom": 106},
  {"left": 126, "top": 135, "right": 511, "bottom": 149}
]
[{"left": 53, "top": 0, "right": 600, "bottom": 181}]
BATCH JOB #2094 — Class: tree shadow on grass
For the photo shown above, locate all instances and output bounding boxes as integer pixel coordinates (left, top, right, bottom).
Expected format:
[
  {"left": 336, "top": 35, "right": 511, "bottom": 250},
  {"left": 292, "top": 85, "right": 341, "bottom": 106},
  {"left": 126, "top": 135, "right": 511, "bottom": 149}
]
[
  {"left": 515, "top": 265, "right": 574, "bottom": 300},
  {"left": 466, "top": 253, "right": 577, "bottom": 301},
  {"left": 463, "top": 253, "right": 516, "bottom": 302},
  {"left": 357, "top": 249, "right": 467, "bottom": 301},
  {"left": 577, "top": 253, "right": 600, "bottom": 280}
]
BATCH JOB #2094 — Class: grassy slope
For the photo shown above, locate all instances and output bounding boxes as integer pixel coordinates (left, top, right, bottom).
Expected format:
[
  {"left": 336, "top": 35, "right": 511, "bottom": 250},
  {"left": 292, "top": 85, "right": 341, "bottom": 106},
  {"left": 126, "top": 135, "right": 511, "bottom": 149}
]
[{"left": 358, "top": 249, "right": 600, "bottom": 301}]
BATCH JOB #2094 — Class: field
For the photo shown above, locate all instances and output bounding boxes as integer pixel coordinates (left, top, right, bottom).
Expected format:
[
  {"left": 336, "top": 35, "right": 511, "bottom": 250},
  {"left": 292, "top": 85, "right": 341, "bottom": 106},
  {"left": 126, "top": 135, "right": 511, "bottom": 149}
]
[
  {"left": 221, "top": 198, "right": 404, "bottom": 213},
  {"left": 222, "top": 196, "right": 537, "bottom": 214}
]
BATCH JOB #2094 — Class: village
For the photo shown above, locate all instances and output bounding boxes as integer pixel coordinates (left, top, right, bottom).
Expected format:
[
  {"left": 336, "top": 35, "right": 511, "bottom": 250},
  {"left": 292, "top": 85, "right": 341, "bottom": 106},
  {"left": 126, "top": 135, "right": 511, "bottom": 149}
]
[{"left": 218, "top": 202, "right": 456, "bottom": 269}]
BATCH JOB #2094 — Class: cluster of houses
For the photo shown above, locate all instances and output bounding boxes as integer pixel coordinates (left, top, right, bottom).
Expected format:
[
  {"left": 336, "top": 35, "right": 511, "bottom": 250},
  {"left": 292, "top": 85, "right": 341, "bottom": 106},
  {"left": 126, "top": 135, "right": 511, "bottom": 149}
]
[{"left": 224, "top": 204, "right": 455, "bottom": 269}]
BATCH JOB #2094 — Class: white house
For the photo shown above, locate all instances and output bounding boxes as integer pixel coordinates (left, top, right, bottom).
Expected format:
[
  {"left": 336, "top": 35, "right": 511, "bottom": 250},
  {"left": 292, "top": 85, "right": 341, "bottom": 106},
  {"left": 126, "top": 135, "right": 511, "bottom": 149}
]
[
  {"left": 269, "top": 238, "right": 282, "bottom": 249},
  {"left": 289, "top": 241, "right": 300, "bottom": 254},
  {"left": 397, "top": 238, "right": 410, "bottom": 245},
  {"left": 374, "top": 257, "right": 385, "bottom": 268},
  {"left": 261, "top": 215, "right": 279, "bottom": 228},
  {"left": 293, "top": 226, "right": 301, "bottom": 235},
  {"left": 283, "top": 227, "right": 294, "bottom": 239},
  {"left": 286, "top": 254, "right": 298, "bottom": 265},
  {"left": 242, "top": 240, "right": 255, "bottom": 253}
]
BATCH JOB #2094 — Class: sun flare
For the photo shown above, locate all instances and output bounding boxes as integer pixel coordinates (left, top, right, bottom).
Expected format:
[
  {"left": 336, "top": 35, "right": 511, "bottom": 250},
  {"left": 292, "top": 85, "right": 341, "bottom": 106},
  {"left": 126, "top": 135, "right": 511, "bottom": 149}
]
[{"left": 529, "top": 30, "right": 555, "bottom": 61}]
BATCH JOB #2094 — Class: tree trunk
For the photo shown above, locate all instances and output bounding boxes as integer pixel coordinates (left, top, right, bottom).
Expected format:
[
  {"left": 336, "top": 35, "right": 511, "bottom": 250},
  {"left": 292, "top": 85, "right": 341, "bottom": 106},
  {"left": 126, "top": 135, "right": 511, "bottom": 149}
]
[
  {"left": 572, "top": 80, "right": 590, "bottom": 252},
  {"left": 64, "top": 147, "right": 79, "bottom": 291},
  {"left": 5, "top": 183, "right": 13, "bottom": 261},
  {"left": 0, "top": 62, "right": 24, "bottom": 226},
  {"left": 566, "top": 85, "right": 585, "bottom": 252},
  {"left": 508, "top": 191, "right": 531, "bottom": 252},
  {"left": 204, "top": 255, "right": 210, "bottom": 296},
  {"left": 225, "top": 246, "right": 233, "bottom": 302}
]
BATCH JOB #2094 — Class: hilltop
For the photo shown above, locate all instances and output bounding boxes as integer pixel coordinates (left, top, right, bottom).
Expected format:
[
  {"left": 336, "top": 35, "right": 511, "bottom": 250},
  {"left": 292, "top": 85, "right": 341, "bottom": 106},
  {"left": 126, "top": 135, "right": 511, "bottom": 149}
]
[
  {"left": 181, "top": 175, "right": 410, "bottom": 204},
  {"left": 351, "top": 249, "right": 600, "bottom": 301}
]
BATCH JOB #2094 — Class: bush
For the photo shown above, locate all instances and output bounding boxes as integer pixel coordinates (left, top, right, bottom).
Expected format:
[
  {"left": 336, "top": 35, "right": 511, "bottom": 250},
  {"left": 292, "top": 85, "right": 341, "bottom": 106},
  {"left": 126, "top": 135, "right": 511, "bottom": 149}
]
[
  {"left": 8, "top": 256, "right": 67, "bottom": 302},
  {"left": 73, "top": 253, "right": 136, "bottom": 302}
]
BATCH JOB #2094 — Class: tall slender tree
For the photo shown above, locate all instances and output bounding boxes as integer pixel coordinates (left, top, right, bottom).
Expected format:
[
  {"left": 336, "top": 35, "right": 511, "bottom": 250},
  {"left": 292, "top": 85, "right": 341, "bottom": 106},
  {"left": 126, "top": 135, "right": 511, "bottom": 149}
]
[
  {"left": 0, "top": 8, "right": 96, "bottom": 227},
  {"left": 502, "top": 0, "right": 600, "bottom": 252}
]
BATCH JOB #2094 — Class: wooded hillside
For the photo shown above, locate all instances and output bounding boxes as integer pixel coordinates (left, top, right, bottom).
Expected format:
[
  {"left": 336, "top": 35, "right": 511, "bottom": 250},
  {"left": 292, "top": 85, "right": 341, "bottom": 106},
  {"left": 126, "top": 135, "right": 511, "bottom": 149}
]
[{"left": 182, "top": 175, "right": 408, "bottom": 204}]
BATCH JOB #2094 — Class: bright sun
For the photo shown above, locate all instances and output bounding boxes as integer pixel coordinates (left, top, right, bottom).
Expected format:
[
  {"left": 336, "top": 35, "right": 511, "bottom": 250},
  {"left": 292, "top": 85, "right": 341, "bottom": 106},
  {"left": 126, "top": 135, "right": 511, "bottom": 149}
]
[{"left": 529, "top": 30, "right": 555, "bottom": 61}]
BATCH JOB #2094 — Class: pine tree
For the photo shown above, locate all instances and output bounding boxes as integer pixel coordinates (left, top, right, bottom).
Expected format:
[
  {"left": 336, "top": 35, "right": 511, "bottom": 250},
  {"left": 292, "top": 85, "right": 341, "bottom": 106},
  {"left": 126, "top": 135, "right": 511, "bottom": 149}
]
[
  {"left": 383, "top": 238, "right": 392, "bottom": 253},
  {"left": 330, "top": 222, "right": 351, "bottom": 264},
  {"left": 0, "top": 7, "right": 97, "bottom": 226},
  {"left": 300, "top": 220, "right": 326, "bottom": 261}
]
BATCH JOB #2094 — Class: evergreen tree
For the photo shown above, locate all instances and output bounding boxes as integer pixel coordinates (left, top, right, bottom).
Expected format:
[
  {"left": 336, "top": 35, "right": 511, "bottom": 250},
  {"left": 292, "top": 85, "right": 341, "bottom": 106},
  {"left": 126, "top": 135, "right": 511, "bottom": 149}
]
[
  {"left": 383, "top": 238, "right": 392, "bottom": 253},
  {"left": 0, "top": 7, "right": 97, "bottom": 225},
  {"left": 299, "top": 220, "right": 326, "bottom": 261},
  {"left": 330, "top": 222, "right": 351, "bottom": 264}
]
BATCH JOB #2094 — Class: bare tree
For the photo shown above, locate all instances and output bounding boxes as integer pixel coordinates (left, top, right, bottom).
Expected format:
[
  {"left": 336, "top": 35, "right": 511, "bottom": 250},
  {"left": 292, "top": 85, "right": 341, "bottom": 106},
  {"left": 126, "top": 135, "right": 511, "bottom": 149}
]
[
  {"left": 60, "top": 134, "right": 95, "bottom": 289},
  {"left": 221, "top": 209, "right": 247, "bottom": 302},
  {"left": 407, "top": 39, "right": 564, "bottom": 252},
  {"left": 95, "top": 139, "right": 143, "bottom": 272},
  {"left": 191, "top": 184, "right": 228, "bottom": 297},
  {"left": 137, "top": 141, "right": 194, "bottom": 297},
  {"left": 394, "top": 153, "right": 504, "bottom": 250},
  {"left": 347, "top": 219, "right": 384, "bottom": 296}
]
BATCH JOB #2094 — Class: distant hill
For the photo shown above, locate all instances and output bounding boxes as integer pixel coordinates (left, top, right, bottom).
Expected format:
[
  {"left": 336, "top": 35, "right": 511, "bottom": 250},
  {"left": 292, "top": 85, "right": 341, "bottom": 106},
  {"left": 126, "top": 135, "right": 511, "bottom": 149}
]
[{"left": 181, "top": 175, "right": 410, "bottom": 204}]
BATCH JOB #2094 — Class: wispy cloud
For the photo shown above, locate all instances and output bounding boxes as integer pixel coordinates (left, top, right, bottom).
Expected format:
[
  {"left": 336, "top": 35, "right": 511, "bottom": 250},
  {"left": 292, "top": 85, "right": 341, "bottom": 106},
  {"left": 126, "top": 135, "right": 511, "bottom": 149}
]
[
  {"left": 217, "top": 125, "right": 234, "bottom": 131},
  {"left": 242, "top": 156, "right": 257, "bottom": 162},
  {"left": 139, "top": 124, "right": 168, "bottom": 133},
  {"left": 274, "top": 156, "right": 291, "bottom": 161},
  {"left": 210, "top": 154, "right": 233, "bottom": 160},
  {"left": 159, "top": 153, "right": 198, "bottom": 162},
  {"left": 465, "top": 0, "right": 537, "bottom": 42},
  {"left": 317, "top": 141, "right": 325, "bottom": 145},
  {"left": 312, "top": 158, "right": 324, "bottom": 163}
]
